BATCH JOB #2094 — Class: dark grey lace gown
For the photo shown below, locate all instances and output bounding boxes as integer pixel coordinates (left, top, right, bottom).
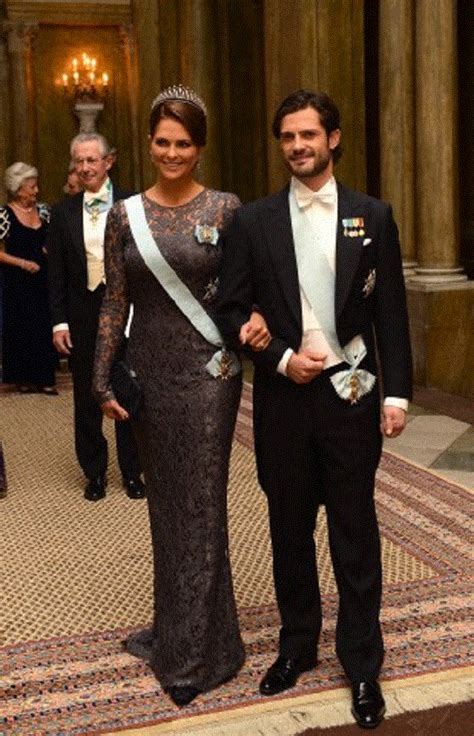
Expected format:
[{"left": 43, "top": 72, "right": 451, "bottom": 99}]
[{"left": 93, "top": 190, "right": 245, "bottom": 693}]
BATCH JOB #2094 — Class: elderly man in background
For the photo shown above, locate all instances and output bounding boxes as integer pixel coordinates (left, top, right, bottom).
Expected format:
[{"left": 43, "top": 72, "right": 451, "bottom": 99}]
[{"left": 47, "top": 133, "right": 144, "bottom": 502}]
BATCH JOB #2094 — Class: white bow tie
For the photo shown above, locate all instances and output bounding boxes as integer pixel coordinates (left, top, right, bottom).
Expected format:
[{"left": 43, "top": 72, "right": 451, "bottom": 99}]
[
  {"left": 296, "top": 188, "right": 335, "bottom": 210},
  {"left": 84, "top": 190, "right": 109, "bottom": 205}
]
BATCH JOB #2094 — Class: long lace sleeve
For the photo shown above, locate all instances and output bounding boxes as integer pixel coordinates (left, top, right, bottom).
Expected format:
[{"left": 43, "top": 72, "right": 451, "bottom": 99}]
[{"left": 92, "top": 201, "right": 130, "bottom": 405}]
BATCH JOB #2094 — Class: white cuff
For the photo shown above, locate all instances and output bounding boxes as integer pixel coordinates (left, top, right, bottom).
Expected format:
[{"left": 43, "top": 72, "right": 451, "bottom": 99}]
[
  {"left": 384, "top": 397, "right": 409, "bottom": 412},
  {"left": 277, "top": 348, "right": 294, "bottom": 376},
  {"left": 53, "top": 323, "right": 69, "bottom": 333}
]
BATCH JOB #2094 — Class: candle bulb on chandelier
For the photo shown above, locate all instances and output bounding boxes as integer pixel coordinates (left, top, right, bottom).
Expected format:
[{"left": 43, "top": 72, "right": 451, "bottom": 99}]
[
  {"left": 72, "top": 58, "right": 78, "bottom": 71},
  {"left": 102, "top": 72, "right": 109, "bottom": 87},
  {"left": 62, "top": 73, "right": 68, "bottom": 87},
  {"left": 73, "top": 71, "right": 79, "bottom": 85}
]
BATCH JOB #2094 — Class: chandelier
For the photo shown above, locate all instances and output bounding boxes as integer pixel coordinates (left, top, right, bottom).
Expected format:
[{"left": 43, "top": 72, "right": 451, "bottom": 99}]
[{"left": 61, "top": 53, "right": 109, "bottom": 103}]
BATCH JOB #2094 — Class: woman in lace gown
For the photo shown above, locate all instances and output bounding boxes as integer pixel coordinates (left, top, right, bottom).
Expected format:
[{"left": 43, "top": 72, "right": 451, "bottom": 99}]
[{"left": 92, "top": 87, "right": 269, "bottom": 706}]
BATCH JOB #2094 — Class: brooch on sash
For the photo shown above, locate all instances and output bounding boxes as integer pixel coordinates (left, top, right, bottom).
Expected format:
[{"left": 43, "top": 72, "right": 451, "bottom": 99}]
[
  {"left": 342, "top": 217, "right": 365, "bottom": 237},
  {"left": 330, "top": 337, "right": 376, "bottom": 404},
  {"left": 206, "top": 349, "right": 241, "bottom": 380},
  {"left": 194, "top": 224, "right": 219, "bottom": 245},
  {"left": 363, "top": 269, "right": 376, "bottom": 298}
]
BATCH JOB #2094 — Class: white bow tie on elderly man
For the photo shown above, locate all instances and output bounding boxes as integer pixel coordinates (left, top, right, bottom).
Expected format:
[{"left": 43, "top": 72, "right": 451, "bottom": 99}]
[
  {"left": 84, "top": 190, "right": 109, "bottom": 205},
  {"left": 295, "top": 187, "right": 336, "bottom": 210}
]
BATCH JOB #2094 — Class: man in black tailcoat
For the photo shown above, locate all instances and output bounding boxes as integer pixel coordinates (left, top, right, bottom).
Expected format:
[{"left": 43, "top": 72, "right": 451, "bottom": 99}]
[
  {"left": 217, "top": 90, "right": 412, "bottom": 729},
  {"left": 47, "top": 133, "right": 144, "bottom": 502}
]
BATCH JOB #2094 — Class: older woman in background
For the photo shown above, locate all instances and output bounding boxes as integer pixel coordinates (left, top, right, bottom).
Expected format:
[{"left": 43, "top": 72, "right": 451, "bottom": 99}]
[{"left": 0, "top": 162, "right": 57, "bottom": 393}]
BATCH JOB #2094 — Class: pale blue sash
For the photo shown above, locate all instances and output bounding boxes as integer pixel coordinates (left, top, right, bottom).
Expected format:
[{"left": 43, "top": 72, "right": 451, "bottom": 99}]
[
  {"left": 124, "top": 195, "right": 240, "bottom": 379},
  {"left": 289, "top": 193, "right": 342, "bottom": 358},
  {"left": 289, "top": 194, "right": 375, "bottom": 403}
]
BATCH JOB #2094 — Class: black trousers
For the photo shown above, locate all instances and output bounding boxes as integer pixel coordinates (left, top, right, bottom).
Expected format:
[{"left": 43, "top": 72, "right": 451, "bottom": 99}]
[
  {"left": 254, "top": 367, "right": 383, "bottom": 682},
  {"left": 69, "top": 286, "right": 141, "bottom": 482}
]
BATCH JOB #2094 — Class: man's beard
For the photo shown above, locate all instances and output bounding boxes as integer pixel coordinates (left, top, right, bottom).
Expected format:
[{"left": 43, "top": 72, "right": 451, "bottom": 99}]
[{"left": 286, "top": 150, "right": 331, "bottom": 179}]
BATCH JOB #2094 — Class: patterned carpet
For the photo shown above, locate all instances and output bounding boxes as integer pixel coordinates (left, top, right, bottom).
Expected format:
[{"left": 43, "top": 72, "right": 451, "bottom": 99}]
[{"left": 0, "top": 383, "right": 473, "bottom": 734}]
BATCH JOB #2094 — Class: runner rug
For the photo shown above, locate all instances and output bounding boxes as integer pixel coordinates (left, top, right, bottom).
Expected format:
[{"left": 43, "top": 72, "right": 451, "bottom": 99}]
[{"left": 0, "top": 384, "right": 472, "bottom": 735}]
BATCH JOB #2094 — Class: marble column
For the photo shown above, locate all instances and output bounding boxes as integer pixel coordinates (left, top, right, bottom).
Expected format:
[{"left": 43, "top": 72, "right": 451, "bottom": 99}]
[
  {"left": 412, "top": 0, "right": 466, "bottom": 283},
  {"left": 263, "top": 0, "right": 365, "bottom": 193},
  {"left": 178, "top": 0, "right": 222, "bottom": 188},
  {"left": 379, "top": 0, "right": 417, "bottom": 276},
  {"left": 119, "top": 24, "right": 142, "bottom": 191},
  {"left": 5, "top": 21, "right": 38, "bottom": 165},
  {"left": 131, "top": 0, "right": 161, "bottom": 187}
]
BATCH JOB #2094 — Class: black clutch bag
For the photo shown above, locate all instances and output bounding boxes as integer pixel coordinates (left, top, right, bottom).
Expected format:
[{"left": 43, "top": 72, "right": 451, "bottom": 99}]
[{"left": 110, "top": 360, "right": 142, "bottom": 420}]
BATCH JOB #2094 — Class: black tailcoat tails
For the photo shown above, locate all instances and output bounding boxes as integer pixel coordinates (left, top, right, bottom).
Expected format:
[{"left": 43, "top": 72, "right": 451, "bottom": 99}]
[
  {"left": 217, "top": 182, "right": 412, "bottom": 682},
  {"left": 47, "top": 188, "right": 141, "bottom": 482}
]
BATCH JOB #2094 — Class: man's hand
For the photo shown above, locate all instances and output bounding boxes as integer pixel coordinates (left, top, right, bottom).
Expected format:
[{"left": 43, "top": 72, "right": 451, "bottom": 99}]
[
  {"left": 240, "top": 311, "right": 271, "bottom": 351},
  {"left": 287, "top": 350, "right": 327, "bottom": 384},
  {"left": 53, "top": 329, "right": 73, "bottom": 356},
  {"left": 381, "top": 406, "right": 407, "bottom": 438},
  {"left": 101, "top": 399, "right": 129, "bottom": 422}
]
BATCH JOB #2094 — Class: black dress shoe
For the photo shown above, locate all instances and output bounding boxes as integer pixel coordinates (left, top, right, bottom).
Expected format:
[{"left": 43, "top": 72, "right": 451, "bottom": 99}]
[
  {"left": 166, "top": 685, "right": 200, "bottom": 706},
  {"left": 351, "top": 680, "right": 386, "bottom": 729},
  {"left": 124, "top": 477, "right": 146, "bottom": 499},
  {"left": 84, "top": 477, "right": 106, "bottom": 501},
  {"left": 259, "top": 655, "right": 315, "bottom": 696}
]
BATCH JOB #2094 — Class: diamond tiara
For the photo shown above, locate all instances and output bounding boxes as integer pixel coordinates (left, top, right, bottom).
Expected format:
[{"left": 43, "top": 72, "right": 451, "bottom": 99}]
[{"left": 151, "top": 85, "right": 207, "bottom": 117}]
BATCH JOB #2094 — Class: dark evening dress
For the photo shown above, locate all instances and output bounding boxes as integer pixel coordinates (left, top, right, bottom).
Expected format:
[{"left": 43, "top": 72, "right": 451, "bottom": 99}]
[
  {"left": 0, "top": 204, "right": 57, "bottom": 387},
  {"left": 93, "top": 189, "right": 245, "bottom": 693}
]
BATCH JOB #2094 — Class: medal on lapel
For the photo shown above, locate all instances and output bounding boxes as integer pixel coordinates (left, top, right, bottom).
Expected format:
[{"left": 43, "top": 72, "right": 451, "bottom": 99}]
[{"left": 342, "top": 217, "right": 365, "bottom": 237}]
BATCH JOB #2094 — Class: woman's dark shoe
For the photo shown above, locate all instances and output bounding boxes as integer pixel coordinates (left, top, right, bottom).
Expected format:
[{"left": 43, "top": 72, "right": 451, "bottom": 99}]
[
  {"left": 123, "top": 628, "right": 153, "bottom": 661},
  {"left": 166, "top": 685, "right": 200, "bottom": 707},
  {"left": 17, "top": 385, "right": 35, "bottom": 393}
]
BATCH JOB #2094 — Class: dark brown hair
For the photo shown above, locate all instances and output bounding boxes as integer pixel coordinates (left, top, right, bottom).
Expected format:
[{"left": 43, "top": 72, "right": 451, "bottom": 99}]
[
  {"left": 149, "top": 100, "right": 207, "bottom": 146},
  {"left": 272, "top": 89, "right": 342, "bottom": 162}
]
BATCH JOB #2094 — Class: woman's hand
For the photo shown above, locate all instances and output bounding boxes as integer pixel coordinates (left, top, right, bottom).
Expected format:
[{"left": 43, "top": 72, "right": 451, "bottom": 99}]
[
  {"left": 20, "top": 259, "right": 40, "bottom": 274},
  {"left": 101, "top": 399, "right": 129, "bottom": 421},
  {"left": 239, "top": 311, "right": 271, "bottom": 351}
]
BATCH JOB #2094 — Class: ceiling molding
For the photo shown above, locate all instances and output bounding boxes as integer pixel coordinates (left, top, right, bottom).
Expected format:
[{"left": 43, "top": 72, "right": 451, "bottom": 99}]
[{"left": 6, "top": 1, "right": 132, "bottom": 25}]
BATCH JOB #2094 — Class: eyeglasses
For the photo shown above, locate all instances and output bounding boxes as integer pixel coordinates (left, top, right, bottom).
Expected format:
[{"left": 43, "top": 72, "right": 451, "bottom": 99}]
[{"left": 72, "top": 156, "right": 106, "bottom": 167}]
